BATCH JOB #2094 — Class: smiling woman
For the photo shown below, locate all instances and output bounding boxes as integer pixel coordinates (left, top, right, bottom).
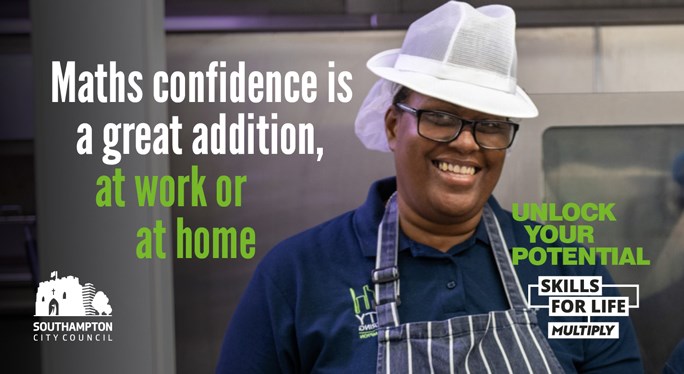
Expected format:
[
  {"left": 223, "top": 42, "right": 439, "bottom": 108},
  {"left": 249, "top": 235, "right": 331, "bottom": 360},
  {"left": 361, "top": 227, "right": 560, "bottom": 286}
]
[{"left": 216, "top": 2, "right": 643, "bottom": 373}]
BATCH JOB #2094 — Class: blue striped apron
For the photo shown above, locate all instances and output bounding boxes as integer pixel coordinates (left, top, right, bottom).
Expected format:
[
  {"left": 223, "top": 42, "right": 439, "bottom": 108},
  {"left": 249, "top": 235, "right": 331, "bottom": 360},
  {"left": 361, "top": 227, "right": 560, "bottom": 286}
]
[{"left": 372, "top": 194, "right": 565, "bottom": 373}]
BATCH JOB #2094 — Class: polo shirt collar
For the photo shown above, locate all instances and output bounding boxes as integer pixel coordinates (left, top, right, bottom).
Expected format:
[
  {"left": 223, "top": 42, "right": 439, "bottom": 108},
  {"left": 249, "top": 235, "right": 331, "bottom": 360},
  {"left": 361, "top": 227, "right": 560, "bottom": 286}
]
[
  {"left": 353, "top": 177, "right": 518, "bottom": 258},
  {"left": 353, "top": 177, "right": 395, "bottom": 258}
]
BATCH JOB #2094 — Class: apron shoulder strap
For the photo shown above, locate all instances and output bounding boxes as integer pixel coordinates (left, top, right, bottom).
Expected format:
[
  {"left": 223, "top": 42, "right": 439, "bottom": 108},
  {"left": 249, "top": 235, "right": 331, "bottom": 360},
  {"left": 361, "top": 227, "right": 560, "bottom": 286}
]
[
  {"left": 373, "top": 193, "right": 401, "bottom": 328},
  {"left": 482, "top": 204, "right": 529, "bottom": 310}
]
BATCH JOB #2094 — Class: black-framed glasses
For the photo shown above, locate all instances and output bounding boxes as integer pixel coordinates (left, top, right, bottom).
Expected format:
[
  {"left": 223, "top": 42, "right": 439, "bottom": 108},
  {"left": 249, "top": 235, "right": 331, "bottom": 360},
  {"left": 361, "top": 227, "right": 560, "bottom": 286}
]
[{"left": 394, "top": 102, "right": 519, "bottom": 150}]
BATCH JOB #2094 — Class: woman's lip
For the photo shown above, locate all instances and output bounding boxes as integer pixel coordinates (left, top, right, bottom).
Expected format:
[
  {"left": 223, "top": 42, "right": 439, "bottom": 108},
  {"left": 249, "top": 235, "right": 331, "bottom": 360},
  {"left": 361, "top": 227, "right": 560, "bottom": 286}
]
[
  {"left": 431, "top": 161, "right": 480, "bottom": 187},
  {"left": 434, "top": 169, "right": 478, "bottom": 189},
  {"left": 431, "top": 160, "right": 481, "bottom": 176},
  {"left": 432, "top": 158, "right": 482, "bottom": 169}
]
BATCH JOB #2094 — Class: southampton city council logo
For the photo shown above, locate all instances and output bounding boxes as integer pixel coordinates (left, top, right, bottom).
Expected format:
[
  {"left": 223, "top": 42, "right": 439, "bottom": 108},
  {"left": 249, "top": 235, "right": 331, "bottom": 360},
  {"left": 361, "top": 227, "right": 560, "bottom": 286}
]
[{"left": 33, "top": 271, "right": 113, "bottom": 343}]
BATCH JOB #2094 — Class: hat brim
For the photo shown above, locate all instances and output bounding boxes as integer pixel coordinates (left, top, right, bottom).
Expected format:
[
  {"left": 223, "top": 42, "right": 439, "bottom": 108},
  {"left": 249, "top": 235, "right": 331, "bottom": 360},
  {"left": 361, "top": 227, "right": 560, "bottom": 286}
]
[{"left": 367, "top": 49, "right": 538, "bottom": 119}]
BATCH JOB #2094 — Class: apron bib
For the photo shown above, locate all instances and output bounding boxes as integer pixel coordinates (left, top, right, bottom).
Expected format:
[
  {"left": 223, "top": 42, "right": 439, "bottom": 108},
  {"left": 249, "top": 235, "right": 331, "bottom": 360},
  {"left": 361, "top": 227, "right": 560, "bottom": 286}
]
[{"left": 372, "top": 194, "right": 564, "bottom": 373}]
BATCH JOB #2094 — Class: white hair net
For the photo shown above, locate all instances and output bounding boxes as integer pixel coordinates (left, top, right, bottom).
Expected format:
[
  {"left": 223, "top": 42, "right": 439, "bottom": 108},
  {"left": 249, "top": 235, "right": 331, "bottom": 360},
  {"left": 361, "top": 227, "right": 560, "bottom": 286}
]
[{"left": 354, "top": 79, "right": 401, "bottom": 152}]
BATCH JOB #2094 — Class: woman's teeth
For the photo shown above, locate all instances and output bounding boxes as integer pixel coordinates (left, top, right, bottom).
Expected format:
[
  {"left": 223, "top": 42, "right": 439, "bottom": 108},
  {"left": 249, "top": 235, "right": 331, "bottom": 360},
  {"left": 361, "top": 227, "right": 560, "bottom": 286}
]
[{"left": 436, "top": 161, "right": 476, "bottom": 175}]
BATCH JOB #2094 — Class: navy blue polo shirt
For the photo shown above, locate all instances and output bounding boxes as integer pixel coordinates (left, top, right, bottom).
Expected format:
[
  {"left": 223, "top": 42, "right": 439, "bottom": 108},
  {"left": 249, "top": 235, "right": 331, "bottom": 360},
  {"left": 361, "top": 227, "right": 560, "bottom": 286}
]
[{"left": 217, "top": 177, "right": 642, "bottom": 373}]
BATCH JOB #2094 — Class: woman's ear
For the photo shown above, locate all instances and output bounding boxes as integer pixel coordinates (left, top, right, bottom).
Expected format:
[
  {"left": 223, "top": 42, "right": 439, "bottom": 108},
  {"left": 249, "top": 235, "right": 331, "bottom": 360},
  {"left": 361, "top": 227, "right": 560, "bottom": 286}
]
[{"left": 385, "top": 106, "right": 399, "bottom": 152}]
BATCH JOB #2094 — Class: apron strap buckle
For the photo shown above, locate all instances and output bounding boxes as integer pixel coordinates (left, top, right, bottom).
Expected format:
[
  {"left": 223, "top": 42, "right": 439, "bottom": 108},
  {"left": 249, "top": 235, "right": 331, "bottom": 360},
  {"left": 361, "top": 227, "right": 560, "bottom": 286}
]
[
  {"left": 372, "top": 266, "right": 401, "bottom": 307},
  {"left": 372, "top": 266, "right": 399, "bottom": 284}
]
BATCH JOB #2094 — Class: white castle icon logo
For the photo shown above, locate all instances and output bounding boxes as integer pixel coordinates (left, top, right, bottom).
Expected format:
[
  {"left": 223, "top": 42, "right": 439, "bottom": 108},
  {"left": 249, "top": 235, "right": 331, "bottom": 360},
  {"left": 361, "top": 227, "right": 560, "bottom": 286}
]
[{"left": 35, "top": 271, "right": 112, "bottom": 317}]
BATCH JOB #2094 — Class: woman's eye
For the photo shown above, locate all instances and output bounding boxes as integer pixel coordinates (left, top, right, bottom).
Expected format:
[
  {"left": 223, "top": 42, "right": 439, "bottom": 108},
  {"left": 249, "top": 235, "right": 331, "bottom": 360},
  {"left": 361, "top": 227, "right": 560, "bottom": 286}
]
[
  {"left": 425, "top": 112, "right": 454, "bottom": 126},
  {"left": 478, "top": 122, "right": 509, "bottom": 133}
]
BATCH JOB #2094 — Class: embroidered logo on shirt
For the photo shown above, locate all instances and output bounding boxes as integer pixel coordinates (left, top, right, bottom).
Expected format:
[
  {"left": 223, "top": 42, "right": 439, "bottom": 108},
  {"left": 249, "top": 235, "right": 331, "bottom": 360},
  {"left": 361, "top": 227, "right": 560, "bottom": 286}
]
[{"left": 349, "top": 284, "right": 378, "bottom": 339}]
